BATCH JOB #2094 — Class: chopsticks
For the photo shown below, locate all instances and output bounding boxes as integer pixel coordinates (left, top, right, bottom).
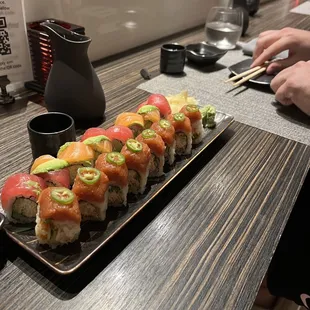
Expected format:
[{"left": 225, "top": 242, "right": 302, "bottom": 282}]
[{"left": 225, "top": 62, "right": 269, "bottom": 87}]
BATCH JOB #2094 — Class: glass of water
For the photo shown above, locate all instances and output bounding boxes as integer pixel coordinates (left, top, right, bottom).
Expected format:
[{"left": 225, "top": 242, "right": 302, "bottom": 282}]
[{"left": 205, "top": 7, "right": 243, "bottom": 50}]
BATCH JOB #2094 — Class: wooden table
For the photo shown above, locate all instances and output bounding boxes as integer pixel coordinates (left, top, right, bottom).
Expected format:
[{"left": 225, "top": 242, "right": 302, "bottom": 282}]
[{"left": 1, "top": 0, "right": 310, "bottom": 309}]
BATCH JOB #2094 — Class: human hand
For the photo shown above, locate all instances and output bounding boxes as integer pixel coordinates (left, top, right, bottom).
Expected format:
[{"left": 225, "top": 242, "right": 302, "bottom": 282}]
[
  {"left": 270, "top": 61, "right": 310, "bottom": 116},
  {"left": 251, "top": 28, "right": 310, "bottom": 74}
]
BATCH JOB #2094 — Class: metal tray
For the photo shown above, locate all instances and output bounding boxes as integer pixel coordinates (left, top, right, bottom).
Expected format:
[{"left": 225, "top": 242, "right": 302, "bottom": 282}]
[{"left": 3, "top": 111, "right": 234, "bottom": 274}]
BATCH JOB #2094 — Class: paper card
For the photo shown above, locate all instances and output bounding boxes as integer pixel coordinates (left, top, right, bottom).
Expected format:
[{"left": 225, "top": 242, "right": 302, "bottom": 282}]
[{"left": 0, "top": 0, "right": 33, "bottom": 83}]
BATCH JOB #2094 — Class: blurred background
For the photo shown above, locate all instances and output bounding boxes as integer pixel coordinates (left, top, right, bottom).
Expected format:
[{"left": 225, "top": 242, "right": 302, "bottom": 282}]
[{"left": 24, "top": 0, "right": 219, "bottom": 62}]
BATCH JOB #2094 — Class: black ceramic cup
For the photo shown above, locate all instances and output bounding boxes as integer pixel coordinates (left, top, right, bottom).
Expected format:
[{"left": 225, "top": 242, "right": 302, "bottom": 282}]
[
  {"left": 27, "top": 112, "right": 76, "bottom": 159},
  {"left": 160, "top": 43, "right": 186, "bottom": 74}
]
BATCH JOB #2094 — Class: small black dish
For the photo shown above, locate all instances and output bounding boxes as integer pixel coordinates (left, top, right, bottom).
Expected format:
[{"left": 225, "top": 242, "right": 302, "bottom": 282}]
[
  {"left": 27, "top": 112, "right": 76, "bottom": 159},
  {"left": 186, "top": 43, "right": 227, "bottom": 66},
  {"left": 160, "top": 43, "right": 186, "bottom": 74},
  {"left": 229, "top": 59, "right": 275, "bottom": 85}
]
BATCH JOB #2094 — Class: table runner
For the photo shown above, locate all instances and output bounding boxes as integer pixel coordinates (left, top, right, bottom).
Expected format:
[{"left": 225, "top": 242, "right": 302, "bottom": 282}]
[{"left": 137, "top": 49, "right": 310, "bottom": 145}]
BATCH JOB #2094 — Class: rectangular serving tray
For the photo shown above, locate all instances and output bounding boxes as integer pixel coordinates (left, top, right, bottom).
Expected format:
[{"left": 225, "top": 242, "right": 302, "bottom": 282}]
[{"left": 3, "top": 111, "right": 234, "bottom": 274}]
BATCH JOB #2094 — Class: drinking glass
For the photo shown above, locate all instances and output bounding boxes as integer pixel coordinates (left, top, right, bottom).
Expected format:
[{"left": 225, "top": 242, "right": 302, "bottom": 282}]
[{"left": 205, "top": 7, "right": 243, "bottom": 50}]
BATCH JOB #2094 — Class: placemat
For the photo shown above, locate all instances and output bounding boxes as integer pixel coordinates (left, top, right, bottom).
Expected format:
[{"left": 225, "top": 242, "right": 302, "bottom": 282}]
[{"left": 138, "top": 49, "right": 310, "bottom": 145}]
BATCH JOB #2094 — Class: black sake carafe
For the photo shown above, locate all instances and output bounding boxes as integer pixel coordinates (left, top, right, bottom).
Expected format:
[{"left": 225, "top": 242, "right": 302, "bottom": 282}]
[
  {"left": 232, "top": 0, "right": 250, "bottom": 36},
  {"left": 41, "top": 22, "right": 106, "bottom": 127}
]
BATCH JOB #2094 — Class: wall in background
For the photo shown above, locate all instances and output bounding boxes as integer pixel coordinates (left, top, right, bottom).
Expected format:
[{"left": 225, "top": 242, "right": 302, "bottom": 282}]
[{"left": 24, "top": 0, "right": 218, "bottom": 62}]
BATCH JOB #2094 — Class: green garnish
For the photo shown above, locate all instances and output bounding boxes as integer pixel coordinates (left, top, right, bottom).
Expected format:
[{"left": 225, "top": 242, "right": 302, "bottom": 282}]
[
  {"left": 126, "top": 139, "right": 142, "bottom": 153},
  {"left": 186, "top": 104, "right": 199, "bottom": 113},
  {"left": 77, "top": 167, "right": 101, "bottom": 185},
  {"left": 159, "top": 119, "right": 171, "bottom": 129},
  {"left": 200, "top": 105, "right": 216, "bottom": 128},
  {"left": 137, "top": 105, "right": 159, "bottom": 114},
  {"left": 173, "top": 113, "right": 185, "bottom": 122},
  {"left": 51, "top": 188, "right": 74, "bottom": 205},
  {"left": 23, "top": 180, "right": 41, "bottom": 196},
  {"left": 142, "top": 129, "right": 156, "bottom": 139},
  {"left": 106, "top": 152, "right": 125, "bottom": 166}
]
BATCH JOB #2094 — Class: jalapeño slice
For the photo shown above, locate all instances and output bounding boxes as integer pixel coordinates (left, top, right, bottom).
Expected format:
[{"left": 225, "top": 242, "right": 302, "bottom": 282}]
[
  {"left": 126, "top": 139, "right": 142, "bottom": 153},
  {"left": 159, "top": 119, "right": 171, "bottom": 129},
  {"left": 51, "top": 188, "right": 74, "bottom": 205},
  {"left": 107, "top": 152, "right": 125, "bottom": 166},
  {"left": 173, "top": 113, "right": 185, "bottom": 122},
  {"left": 142, "top": 129, "right": 156, "bottom": 139},
  {"left": 78, "top": 167, "right": 101, "bottom": 185},
  {"left": 186, "top": 104, "right": 199, "bottom": 113}
]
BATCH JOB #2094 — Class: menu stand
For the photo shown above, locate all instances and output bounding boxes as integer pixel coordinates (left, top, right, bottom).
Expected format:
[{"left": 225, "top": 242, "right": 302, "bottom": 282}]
[{"left": 0, "top": 76, "right": 15, "bottom": 105}]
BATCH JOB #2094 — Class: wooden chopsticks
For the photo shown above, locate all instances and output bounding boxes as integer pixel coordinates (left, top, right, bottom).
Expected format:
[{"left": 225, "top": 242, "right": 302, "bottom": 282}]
[{"left": 225, "top": 62, "right": 269, "bottom": 87}]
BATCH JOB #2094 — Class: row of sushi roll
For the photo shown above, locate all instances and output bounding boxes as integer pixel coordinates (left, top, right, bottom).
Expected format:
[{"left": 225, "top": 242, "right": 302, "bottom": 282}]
[{"left": 1, "top": 92, "right": 216, "bottom": 248}]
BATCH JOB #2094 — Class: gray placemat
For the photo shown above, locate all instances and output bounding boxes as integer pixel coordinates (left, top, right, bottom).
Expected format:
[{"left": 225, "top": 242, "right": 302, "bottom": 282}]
[{"left": 138, "top": 49, "right": 310, "bottom": 145}]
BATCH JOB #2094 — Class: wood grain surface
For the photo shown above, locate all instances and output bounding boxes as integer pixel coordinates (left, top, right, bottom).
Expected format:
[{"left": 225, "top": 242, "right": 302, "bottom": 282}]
[{"left": 1, "top": 0, "right": 310, "bottom": 309}]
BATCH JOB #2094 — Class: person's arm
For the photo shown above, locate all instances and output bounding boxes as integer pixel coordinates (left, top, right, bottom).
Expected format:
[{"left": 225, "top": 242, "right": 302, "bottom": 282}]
[{"left": 251, "top": 28, "right": 310, "bottom": 74}]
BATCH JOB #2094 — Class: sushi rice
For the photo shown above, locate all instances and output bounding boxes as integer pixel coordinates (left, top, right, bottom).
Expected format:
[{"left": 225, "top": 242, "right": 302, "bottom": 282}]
[
  {"left": 35, "top": 213, "right": 80, "bottom": 248},
  {"left": 109, "top": 184, "right": 128, "bottom": 207},
  {"left": 175, "top": 132, "right": 192, "bottom": 155},
  {"left": 128, "top": 162, "right": 150, "bottom": 195},
  {"left": 79, "top": 192, "right": 108, "bottom": 221},
  {"left": 149, "top": 154, "right": 165, "bottom": 177},
  {"left": 6, "top": 197, "right": 37, "bottom": 223},
  {"left": 165, "top": 140, "right": 176, "bottom": 165},
  {"left": 191, "top": 120, "right": 204, "bottom": 145}
]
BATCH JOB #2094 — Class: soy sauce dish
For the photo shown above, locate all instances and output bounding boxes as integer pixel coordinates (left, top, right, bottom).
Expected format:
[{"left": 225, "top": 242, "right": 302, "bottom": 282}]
[{"left": 186, "top": 43, "right": 227, "bottom": 65}]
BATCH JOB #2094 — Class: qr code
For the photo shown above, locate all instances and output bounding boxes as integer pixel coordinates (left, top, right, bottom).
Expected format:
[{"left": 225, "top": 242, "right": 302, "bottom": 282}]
[{"left": 0, "top": 17, "right": 11, "bottom": 55}]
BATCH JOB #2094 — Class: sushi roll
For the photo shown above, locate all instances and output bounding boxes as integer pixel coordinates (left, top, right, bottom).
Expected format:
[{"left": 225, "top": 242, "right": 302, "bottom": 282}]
[
  {"left": 115, "top": 112, "right": 144, "bottom": 137},
  {"left": 72, "top": 168, "right": 109, "bottom": 221},
  {"left": 151, "top": 119, "right": 176, "bottom": 165},
  {"left": 95, "top": 152, "right": 128, "bottom": 207},
  {"left": 57, "top": 142, "right": 95, "bottom": 185},
  {"left": 121, "top": 139, "right": 151, "bottom": 194},
  {"left": 137, "top": 94, "right": 172, "bottom": 117},
  {"left": 180, "top": 104, "right": 204, "bottom": 144},
  {"left": 105, "top": 125, "right": 133, "bottom": 152},
  {"left": 31, "top": 156, "right": 70, "bottom": 188},
  {"left": 136, "top": 129, "right": 165, "bottom": 177},
  {"left": 31, "top": 155, "right": 55, "bottom": 168},
  {"left": 167, "top": 113, "right": 192, "bottom": 156},
  {"left": 1, "top": 173, "right": 46, "bottom": 223},
  {"left": 82, "top": 135, "right": 113, "bottom": 159},
  {"left": 137, "top": 105, "right": 160, "bottom": 129},
  {"left": 35, "top": 187, "right": 81, "bottom": 247},
  {"left": 80, "top": 127, "right": 107, "bottom": 141}
]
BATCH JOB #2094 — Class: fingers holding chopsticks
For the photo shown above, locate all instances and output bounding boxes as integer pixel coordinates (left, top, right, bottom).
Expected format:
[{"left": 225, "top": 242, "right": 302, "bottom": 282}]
[
  {"left": 253, "top": 31, "right": 281, "bottom": 61},
  {"left": 251, "top": 28, "right": 310, "bottom": 73},
  {"left": 251, "top": 36, "right": 291, "bottom": 69}
]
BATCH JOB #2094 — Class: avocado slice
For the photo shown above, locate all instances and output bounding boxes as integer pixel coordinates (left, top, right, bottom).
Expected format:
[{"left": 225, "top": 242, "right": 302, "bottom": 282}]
[
  {"left": 83, "top": 135, "right": 111, "bottom": 145},
  {"left": 31, "top": 159, "right": 69, "bottom": 174}
]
